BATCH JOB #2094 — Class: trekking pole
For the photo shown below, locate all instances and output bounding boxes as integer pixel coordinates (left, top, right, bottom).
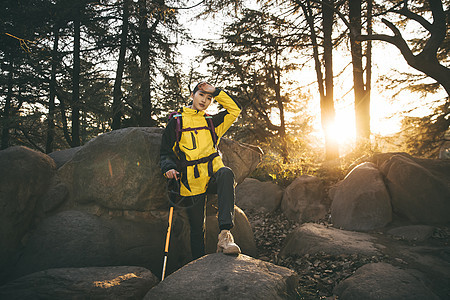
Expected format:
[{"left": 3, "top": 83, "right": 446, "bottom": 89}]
[{"left": 161, "top": 205, "right": 174, "bottom": 281}]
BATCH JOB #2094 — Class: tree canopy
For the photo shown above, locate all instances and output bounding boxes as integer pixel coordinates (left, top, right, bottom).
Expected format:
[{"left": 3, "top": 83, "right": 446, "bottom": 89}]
[{"left": 1, "top": 0, "right": 448, "bottom": 167}]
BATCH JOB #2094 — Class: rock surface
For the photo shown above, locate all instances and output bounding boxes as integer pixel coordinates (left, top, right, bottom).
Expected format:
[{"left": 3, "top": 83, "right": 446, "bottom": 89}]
[
  {"left": 219, "top": 138, "right": 263, "bottom": 185},
  {"left": 0, "top": 146, "right": 56, "bottom": 276},
  {"left": 333, "top": 262, "right": 439, "bottom": 300},
  {"left": 46, "top": 127, "right": 262, "bottom": 213},
  {"left": 144, "top": 253, "right": 299, "bottom": 299},
  {"left": 331, "top": 162, "right": 392, "bottom": 231},
  {"left": 48, "top": 146, "right": 82, "bottom": 169},
  {"left": 387, "top": 225, "right": 435, "bottom": 242},
  {"left": 0, "top": 266, "right": 157, "bottom": 300},
  {"left": 205, "top": 204, "right": 257, "bottom": 257},
  {"left": 246, "top": 208, "right": 450, "bottom": 299},
  {"left": 281, "top": 175, "right": 328, "bottom": 223},
  {"left": 280, "top": 223, "right": 381, "bottom": 257},
  {"left": 13, "top": 210, "right": 191, "bottom": 280},
  {"left": 56, "top": 128, "right": 169, "bottom": 211},
  {"left": 381, "top": 154, "right": 450, "bottom": 223},
  {"left": 235, "top": 178, "right": 283, "bottom": 212}
]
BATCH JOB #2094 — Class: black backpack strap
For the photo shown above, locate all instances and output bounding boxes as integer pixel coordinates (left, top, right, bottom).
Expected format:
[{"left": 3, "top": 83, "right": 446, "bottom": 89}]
[
  {"left": 181, "top": 152, "right": 220, "bottom": 178},
  {"left": 205, "top": 114, "right": 217, "bottom": 149}
]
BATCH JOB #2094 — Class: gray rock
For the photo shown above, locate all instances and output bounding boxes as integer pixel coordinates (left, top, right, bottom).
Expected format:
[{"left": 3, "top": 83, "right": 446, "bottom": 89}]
[
  {"left": 48, "top": 146, "right": 82, "bottom": 168},
  {"left": 144, "top": 253, "right": 298, "bottom": 299},
  {"left": 280, "top": 223, "right": 381, "bottom": 257},
  {"left": 387, "top": 225, "right": 435, "bottom": 242},
  {"left": 36, "top": 176, "right": 69, "bottom": 217},
  {"left": 0, "top": 146, "right": 56, "bottom": 275},
  {"left": 333, "top": 262, "right": 439, "bottom": 300},
  {"left": 331, "top": 162, "right": 392, "bottom": 231},
  {"left": 51, "top": 127, "right": 261, "bottom": 212},
  {"left": 235, "top": 178, "right": 283, "bottom": 213},
  {"left": 13, "top": 210, "right": 191, "bottom": 280},
  {"left": 0, "top": 266, "right": 157, "bottom": 300},
  {"left": 205, "top": 205, "right": 257, "bottom": 257},
  {"left": 381, "top": 155, "right": 450, "bottom": 224},
  {"left": 219, "top": 139, "right": 263, "bottom": 185},
  {"left": 281, "top": 175, "right": 328, "bottom": 223},
  {"left": 57, "top": 128, "right": 168, "bottom": 211},
  {"left": 439, "top": 140, "right": 450, "bottom": 159}
]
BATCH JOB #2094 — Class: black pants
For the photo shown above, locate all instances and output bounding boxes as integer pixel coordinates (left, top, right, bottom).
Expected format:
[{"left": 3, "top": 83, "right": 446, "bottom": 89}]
[{"left": 186, "top": 167, "right": 236, "bottom": 259}]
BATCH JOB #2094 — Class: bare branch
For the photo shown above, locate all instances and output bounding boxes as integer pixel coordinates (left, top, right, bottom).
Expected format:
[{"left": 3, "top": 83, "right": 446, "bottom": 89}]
[
  {"left": 358, "top": 18, "right": 415, "bottom": 61},
  {"left": 166, "top": 1, "right": 204, "bottom": 10},
  {"left": 394, "top": 3, "right": 434, "bottom": 32}
]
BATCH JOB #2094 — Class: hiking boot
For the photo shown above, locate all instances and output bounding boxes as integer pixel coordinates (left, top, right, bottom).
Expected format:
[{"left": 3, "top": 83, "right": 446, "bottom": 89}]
[{"left": 217, "top": 230, "right": 241, "bottom": 255}]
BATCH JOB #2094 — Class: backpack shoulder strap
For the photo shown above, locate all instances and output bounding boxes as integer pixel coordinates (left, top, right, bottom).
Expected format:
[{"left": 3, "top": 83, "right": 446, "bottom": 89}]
[
  {"left": 168, "top": 111, "right": 182, "bottom": 146},
  {"left": 204, "top": 113, "right": 217, "bottom": 148}
]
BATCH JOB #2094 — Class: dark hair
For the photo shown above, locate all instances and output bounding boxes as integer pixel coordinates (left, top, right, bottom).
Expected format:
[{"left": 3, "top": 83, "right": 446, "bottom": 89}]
[
  {"left": 192, "top": 82, "right": 202, "bottom": 95},
  {"left": 192, "top": 82, "right": 213, "bottom": 95}
]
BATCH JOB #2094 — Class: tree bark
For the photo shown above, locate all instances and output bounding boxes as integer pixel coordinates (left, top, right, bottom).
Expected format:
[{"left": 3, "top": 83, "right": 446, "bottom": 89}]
[
  {"left": 273, "top": 46, "right": 289, "bottom": 164},
  {"left": 71, "top": 6, "right": 81, "bottom": 147},
  {"left": 46, "top": 25, "right": 59, "bottom": 153},
  {"left": 322, "top": 0, "right": 339, "bottom": 159},
  {"left": 138, "top": 0, "right": 154, "bottom": 127},
  {"left": 303, "top": 0, "right": 339, "bottom": 160},
  {"left": 1, "top": 61, "right": 13, "bottom": 150},
  {"left": 57, "top": 89, "right": 72, "bottom": 146},
  {"left": 349, "top": 0, "right": 370, "bottom": 143},
  {"left": 112, "top": 0, "right": 130, "bottom": 130},
  {"left": 364, "top": 0, "right": 372, "bottom": 141}
]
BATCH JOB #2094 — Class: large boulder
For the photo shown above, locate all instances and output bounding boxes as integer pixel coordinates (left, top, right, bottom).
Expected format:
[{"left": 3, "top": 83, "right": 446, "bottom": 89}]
[
  {"left": 46, "top": 127, "right": 261, "bottom": 213},
  {"left": 333, "top": 262, "right": 439, "bottom": 300},
  {"left": 2, "top": 129, "right": 262, "bottom": 285},
  {"left": 56, "top": 128, "right": 168, "bottom": 211},
  {"left": 144, "top": 253, "right": 298, "bottom": 299},
  {"left": 12, "top": 210, "right": 191, "bottom": 280},
  {"left": 280, "top": 223, "right": 381, "bottom": 258},
  {"left": 219, "top": 138, "right": 263, "bottom": 185},
  {"left": 48, "top": 146, "right": 82, "bottom": 169},
  {"left": 380, "top": 154, "right": 450, "bottom": 224},
  {"left": 205, "top": 204, "right": 257, "bottom": 257},
  {"left": 281, "top": 175, "right": 328, "bottom": 223},
  {"left": 0, "top": 266, "right": 157, "bottom": 300},
  {"left": 331, "top": 162, "right": 392, "bottom": 231},
  {"left": 0, "top": 146, "right": 56, "bottom": 276},
  {"left": 235, "top": 178, "right": 283, "bottom": 213}
]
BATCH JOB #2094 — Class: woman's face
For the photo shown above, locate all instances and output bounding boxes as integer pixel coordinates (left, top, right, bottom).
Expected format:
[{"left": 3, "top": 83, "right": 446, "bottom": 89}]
[{"left": 191, "top": 90, "right": 213, "bottom": 111}]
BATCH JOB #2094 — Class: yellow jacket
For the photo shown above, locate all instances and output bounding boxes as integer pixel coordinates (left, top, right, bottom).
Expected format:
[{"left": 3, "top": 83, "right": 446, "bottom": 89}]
[{"left": 160, "top": 90, "right": 241, "bottom": 196}]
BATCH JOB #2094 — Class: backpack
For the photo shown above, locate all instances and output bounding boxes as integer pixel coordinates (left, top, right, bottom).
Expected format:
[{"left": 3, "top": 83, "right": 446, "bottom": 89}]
[
  {"left": 168, "top": 111, "right": 219, "bottom": 178},
  {"left": 168, "top": 111, "right": 217, "bottom": 149}
]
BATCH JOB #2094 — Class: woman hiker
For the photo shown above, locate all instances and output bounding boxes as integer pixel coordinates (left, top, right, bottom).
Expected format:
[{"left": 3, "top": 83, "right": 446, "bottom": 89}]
[{"left": 160, "top": 81, "right": 242, "bottom": 259}]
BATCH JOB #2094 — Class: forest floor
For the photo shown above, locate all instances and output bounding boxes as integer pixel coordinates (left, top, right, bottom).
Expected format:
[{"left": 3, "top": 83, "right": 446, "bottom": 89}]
[{"left": 244, "top": 208, "right": 450, "bottom": 300}]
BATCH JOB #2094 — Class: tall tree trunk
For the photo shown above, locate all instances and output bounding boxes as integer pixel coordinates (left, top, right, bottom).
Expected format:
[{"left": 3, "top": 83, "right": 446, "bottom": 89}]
[
  {"left": 274, "top": 47, "right": 288, "bottom": 164},
  {"left": 58, "top": 90, "right": 72, "bottom": 146},
  {"left": 365, "top": 0, "right": 372, "bottom": 119},
  {"left": 1, "top": 61, "right": 13, "bottom": 150},
  {"left": 112, "top": 0, "right": 130, "bottom": 130},
  {"left": 349, "top": 0, "right": 370, "bottom": 144},
  {"left": 138, "top": 0, "right": 153, "bottom": 127},
  {"left": 71, "top": 7, "right": 81, "bottom": 146},
  {"left": 303, "top": 0, "right": 338, "bottom": 160},
  {"left": 46, "top": 25, "right": 59, "bottom": 153},
  {"left": 322, "top": 0, "right": 339, "bottom": 159}
]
